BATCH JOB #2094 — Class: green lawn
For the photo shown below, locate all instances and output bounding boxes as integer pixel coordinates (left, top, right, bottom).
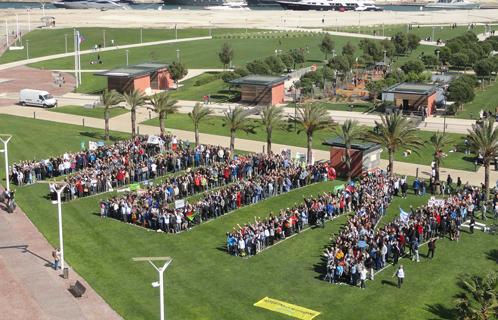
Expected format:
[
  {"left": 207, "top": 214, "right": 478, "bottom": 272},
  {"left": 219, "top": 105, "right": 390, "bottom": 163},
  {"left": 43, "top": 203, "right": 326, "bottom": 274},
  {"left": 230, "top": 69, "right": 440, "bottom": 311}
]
[
  {"left": 49, "top": 105, "right": 129, "bottom": 119},
  {"left": 0, "top": 27, "right": 264, "bottom": 64},
  {"left": 142, "top": 113, "right": 476, "bottom": 171},
  {"left": 331, "top": 24, "right": 492, "bottom": 41},
  {"left": 0, "top": 115, "right": 129, "bottom": 185},
  {"left": 457, "top": 80, "right": 498, "bottom": 119},
  {"left": 286, "top": 101, "right": 374, "bottom": 113},
  {"left": 29, "top": 33, "right": 367, "bottom": 94},
  {"left": 3, "top": 114, "right": 496, "bottom": 319},
  {"left": 171, "top": 72, "right": 239, "bottom": 102}
]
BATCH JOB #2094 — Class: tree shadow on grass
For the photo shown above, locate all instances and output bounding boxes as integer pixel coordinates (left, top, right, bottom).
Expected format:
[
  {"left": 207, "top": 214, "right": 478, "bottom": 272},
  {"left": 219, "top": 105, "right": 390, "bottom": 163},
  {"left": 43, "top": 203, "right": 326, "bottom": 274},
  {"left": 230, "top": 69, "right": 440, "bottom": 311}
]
[
  {"left": 486, "top": 249, "right": 498, "bottom": 264},
  {"left": 425, "top": 303, "right": 458, "bottom": 320}
]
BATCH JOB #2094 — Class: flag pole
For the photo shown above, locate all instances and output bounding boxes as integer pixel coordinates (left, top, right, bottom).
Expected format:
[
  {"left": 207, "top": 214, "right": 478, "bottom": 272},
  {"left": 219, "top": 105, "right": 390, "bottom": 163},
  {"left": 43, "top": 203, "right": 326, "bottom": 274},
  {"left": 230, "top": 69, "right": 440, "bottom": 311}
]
[{"left": 73, "top": 28, "right": 79, "bottom": 88}]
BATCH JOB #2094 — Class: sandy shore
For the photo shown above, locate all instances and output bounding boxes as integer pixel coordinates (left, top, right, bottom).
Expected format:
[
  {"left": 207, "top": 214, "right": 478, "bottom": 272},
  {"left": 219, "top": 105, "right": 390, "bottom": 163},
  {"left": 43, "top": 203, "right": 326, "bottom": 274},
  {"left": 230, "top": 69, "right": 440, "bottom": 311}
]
[{"left": 0, "top": 8, "right": 497, "bottom": 30}]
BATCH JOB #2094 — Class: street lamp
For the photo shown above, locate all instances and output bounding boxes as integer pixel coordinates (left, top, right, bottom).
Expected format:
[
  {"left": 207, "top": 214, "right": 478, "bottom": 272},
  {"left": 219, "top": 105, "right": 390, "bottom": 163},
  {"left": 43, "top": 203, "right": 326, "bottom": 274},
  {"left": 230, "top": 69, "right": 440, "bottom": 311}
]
[
  {"left": 39, "top": 181, "right": 69, "bottom": 277},
  {"left": 435, "top": 48, "right": 440, "bottom": 73},
  {"left": 432, "top": 26, "right": 435, "bottom": 42},
  {"left": 140, "top": 27, "right": 143, "bottom": 44},
  {"left": 0, "top": 134, "right": 12, "bottom": 192},
  {"left": 132, "top": 257, "right": 172, "bottom": 320},
  {"left": 27, "top": 8, "right": 31, "bottom": 32},
  {"left": 126, "top": 49, "right": 129, "bottom": 65},
  {"left": 103, "top": 29, "right": 106, "bottom": 48},
  {"left": 64, "top": 33, "right": 68, "bottom": 53}
]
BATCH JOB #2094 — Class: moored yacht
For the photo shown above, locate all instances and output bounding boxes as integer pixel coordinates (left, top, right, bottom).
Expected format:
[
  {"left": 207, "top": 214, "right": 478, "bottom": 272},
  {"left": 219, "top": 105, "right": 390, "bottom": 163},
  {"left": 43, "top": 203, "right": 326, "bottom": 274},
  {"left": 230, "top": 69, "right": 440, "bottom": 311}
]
[
  {"left": 53, "top": 0, "right": 130, "bottom": 9},
  {"left": 425, "top": 0, "right": 479, "bottom": 9}
]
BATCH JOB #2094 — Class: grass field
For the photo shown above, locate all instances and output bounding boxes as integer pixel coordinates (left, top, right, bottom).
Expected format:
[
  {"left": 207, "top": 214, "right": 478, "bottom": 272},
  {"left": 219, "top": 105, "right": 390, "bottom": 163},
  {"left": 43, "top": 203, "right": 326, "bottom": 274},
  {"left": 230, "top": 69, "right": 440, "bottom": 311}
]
[
  {"left": 0, "top": 27, "right": 263, "bottom": 64},
  {"left": 172, "top": 72, "right": 238, "bottom": 102},
  {"left": 2, "top": 114, "right": 496, "bottom": 319},
  {"left": 287, "top": 101, "right": 374, "bottom": 113},
  {"left": 28, "top": 33, "right": 366, "bottom": 94},
  {"left": 457, "top": 80, "right": 498, "bottom": 119},
  {"left": 142, "top": 113, "right": 476, "bottom": 171},
  {"left": 0, "top": 115, "right": 129, "bottom": 184},
  {"left": 331, "top": 24, "right": 492, "bottom": 41},
  {"left": 49, "top": 105, "right": 129, "bottom": 119}
]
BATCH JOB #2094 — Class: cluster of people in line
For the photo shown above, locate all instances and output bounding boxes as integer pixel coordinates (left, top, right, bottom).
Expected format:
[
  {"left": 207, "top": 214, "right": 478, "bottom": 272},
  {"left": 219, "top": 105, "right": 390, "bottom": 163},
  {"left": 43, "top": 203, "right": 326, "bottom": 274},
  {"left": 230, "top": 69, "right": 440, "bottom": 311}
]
[
  {"left": 323, "top": 174, "right": 487, "bottom": 288},
  {"left": 225, "top": 187, "right": 353, "bottom": 257},
  {"left": 99, "top": 153, "right": 336, "bottom": 233},
  {"left": 9, "top": 134, "right": 231, "bottom": 201}
]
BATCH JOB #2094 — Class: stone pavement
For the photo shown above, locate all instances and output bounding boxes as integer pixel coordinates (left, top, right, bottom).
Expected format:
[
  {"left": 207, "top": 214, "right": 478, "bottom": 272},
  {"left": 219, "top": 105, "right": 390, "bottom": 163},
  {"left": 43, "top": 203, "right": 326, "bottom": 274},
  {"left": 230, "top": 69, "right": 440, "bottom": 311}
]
[
  {"left": 0, "top": 104, "right": 493, "bottom": 186},
  {"left": 0, "top": 194, "right": 121, "bottom": 320}
]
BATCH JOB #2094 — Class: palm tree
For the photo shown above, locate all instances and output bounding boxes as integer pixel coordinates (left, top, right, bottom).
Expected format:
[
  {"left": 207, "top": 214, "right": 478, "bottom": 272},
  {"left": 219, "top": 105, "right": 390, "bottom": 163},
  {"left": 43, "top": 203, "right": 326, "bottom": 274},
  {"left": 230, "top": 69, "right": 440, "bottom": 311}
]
[
  {"left": 336, "top": 119, "right": 361, "bottom": 182},
  {"left": 148, "top": 92, "right": 178, "bottom": 136},
  {"left": 294, "top": 103, "right": 332, "bottom": 164},
  {"left": 123, "top": 89, "right": 146, "bottom": 137},
  {"left": 259, "top": 105, "right": 285, "bottom": 155},
  {"left": 455, "top": 271, "right": 498, "bottom": 320},
  {"left": 222, "top": 106, "right": 255, "bottom": 153},
  {"left": 100, "top": 89, "right": 123, "bottom": 141},
  {"left": 365, "top": 112, "right": 423, "bottom": 176},
  {"left": 188, "top": 102, "right": 213, "bottom": 146},
  {"left": 467, "top": 118, "right": 498, "bottom": 200},
  {"left": 430, "top": 131, "right": 453, "bottom": 182}
]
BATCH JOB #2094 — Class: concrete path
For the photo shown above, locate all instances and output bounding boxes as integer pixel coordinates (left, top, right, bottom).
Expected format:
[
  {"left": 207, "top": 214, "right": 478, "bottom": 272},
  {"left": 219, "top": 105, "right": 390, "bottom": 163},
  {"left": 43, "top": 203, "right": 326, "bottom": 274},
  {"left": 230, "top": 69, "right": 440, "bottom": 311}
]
[
  {"left": 0, "top": 36, "right": 212, "bottom": 71},
  {"left": 0, "top": 194, "right": 121, "bottom": 320},
  {"left": 0, "top": 105, "right": 492, "bottom": 186}
]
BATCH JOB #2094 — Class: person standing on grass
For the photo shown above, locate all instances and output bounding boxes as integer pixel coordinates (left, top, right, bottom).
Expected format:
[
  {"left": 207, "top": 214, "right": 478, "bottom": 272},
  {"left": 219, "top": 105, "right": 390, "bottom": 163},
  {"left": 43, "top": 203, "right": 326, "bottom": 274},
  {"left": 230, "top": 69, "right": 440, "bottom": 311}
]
[
  {"left": 360, "top": 267, "right": 367, "bottom": 289},
  {"left": 469, "top": 216, "right": 476, "bottom": 234},
  {"left": 52, "top": 248, "right": 61, "bottom": 270},
  {"left": 411, "top": 239, "right": 420, "bottom": 262},
  {"left": 393, "top": 265, "right": 405, "bottom": 289},
  {"left": 427, "top": 237, "right": 437, "bottom": 259}
]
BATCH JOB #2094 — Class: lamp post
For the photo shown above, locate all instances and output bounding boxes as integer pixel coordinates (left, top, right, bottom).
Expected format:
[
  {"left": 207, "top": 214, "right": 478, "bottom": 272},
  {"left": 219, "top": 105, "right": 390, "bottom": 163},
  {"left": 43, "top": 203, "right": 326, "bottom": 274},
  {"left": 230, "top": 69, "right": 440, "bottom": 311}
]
[
  {"left": 140, "top": 27, "right": 143, "bottom": 44},
  {"left": 26, "top": 39, "right": 29, "bottom": 59},
  {"left": 41, "top": 2, "right": 46, "bottom": 17},
  {"left": 176, "top": 49, "right": 180, "bottom": 62},
  {"left": 103, "top": 29, "right": 106, "bottom": 48},
  {"left": 126, "top": 49, "right": 129, "bottom": 66},
  {"left": 432, "top": 26, "right": 435, "bottom": 42},
  {"left": 5, "top": 20, "right": 8, "bottom": 48},
  {"left": 64, "top": 33, "right": 68, "bottom": 53},
  {"left": 132, "top": 257, "right": 172, "bottom": 320},
  {"left": 174, "top": 24, "right": 177, "bottom": 40},
  {"left": 27, "top": 9, "right": 31, "bottom": 32},
  {"left": 0, "top": 135, "right": 12, "bottom": 192},
  {"left": 435, "top": 48, "right": 440, "bottom": 73}
]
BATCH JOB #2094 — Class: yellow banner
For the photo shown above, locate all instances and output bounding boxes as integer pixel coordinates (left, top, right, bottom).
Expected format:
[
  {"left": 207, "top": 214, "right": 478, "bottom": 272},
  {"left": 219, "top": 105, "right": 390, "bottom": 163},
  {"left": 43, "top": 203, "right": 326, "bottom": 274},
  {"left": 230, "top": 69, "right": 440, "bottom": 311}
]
[{"left": 254, "top": 297, "right": 321, "bottom": 320}]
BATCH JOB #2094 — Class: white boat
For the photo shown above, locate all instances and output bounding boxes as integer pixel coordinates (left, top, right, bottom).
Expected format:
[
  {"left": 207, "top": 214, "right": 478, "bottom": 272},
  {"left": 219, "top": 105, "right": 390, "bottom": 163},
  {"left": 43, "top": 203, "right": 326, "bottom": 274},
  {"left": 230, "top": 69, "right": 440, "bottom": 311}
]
[
  {"left": 425, "top": 0, "right": 479, "bottom": 9},
  {"left": 355, "top": 1, "right": 383, "bottom": 11},
  {"left": 53, "top": 0, "right": 130, "bottom": 9},
  {"left": 205, "top": 2, "right": 250, "bottom": 9}
]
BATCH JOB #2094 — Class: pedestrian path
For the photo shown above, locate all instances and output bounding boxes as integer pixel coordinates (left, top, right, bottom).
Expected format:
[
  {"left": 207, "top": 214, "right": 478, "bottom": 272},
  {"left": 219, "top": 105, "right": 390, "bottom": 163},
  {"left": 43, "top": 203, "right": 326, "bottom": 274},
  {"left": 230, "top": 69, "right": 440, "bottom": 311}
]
[
  {"left": 0, "top": 192, "right": 121, "bottom": 320},
  {"left": 0, "top": 105, "right": 492, "bottom": 186}
]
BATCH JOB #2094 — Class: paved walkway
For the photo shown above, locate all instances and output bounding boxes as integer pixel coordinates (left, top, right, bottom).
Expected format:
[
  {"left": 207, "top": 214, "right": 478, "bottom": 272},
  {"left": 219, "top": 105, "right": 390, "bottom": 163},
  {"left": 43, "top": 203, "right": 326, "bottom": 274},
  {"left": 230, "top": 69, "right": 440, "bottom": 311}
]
[
  {"left": 0, "top": 105, "right": 492, "bottom": 186},
  {"left": 0, "top": 194, "right": 121, "bottom": 320},
  {"left": 0, "top": 36, "right": 212, "bottom": 71}
]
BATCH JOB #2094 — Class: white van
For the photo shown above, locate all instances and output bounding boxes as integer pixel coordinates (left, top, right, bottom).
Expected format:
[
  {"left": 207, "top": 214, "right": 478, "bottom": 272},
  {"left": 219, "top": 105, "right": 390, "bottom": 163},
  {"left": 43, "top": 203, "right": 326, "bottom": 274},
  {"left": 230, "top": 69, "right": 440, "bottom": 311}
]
[{"left": 19, "top": 89, "right": 58, "bottom": 108}]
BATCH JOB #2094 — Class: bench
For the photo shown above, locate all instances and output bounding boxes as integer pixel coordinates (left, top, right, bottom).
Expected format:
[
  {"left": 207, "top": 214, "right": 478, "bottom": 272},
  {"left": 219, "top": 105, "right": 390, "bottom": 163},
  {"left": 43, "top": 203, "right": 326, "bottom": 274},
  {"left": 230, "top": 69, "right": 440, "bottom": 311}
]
[{"left": 69, "top": 280, "right": 86, "bottom": 298}]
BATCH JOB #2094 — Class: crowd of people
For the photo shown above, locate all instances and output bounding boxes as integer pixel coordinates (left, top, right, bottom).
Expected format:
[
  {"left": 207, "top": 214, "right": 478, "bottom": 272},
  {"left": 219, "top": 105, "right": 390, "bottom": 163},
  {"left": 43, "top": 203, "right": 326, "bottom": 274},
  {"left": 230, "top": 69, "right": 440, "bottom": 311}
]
[
  {"left": 322, "top": 174, "right": 484, "bottom": 288},
  {"left": 225, "top": 186, "right": 353, "bottom": 257},
  {"left": 99, "top": 153, "right": 336, "bottom": 233},
  {"left": 10, "top": 134, "right": 231, "bottom": 201}
]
